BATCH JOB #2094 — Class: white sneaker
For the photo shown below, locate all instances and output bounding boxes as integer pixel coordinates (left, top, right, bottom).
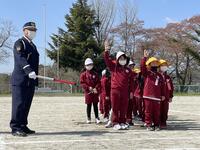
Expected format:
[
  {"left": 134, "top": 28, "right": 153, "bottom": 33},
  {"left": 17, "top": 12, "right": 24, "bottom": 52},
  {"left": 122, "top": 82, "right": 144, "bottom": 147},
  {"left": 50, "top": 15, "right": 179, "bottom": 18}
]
[
  {"left": 86, "top": 119, "right": 91, "bottom": 124},
  {"left": 113, "top": 124, "right": 122, "bottom": 130},
  {"left": 103, "top": 117, "right": 109, "bottom": 123},
  {"left": 96, "top": 118, "right": 101, "bottom": 124},
  {"left": 141, "top": 123, "right": 147, "bottom": 127},
  {"left": 120, "top": 123, "right": 129, "bottom": 130},
  {"left": 105, "top": 121, "right": 112, "bottom": 128}
]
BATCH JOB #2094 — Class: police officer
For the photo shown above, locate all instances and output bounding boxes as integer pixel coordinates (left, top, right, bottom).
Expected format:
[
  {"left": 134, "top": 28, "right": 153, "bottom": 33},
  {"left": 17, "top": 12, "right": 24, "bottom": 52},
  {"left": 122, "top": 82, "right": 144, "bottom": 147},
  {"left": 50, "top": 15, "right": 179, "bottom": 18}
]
[{"left": 10, "top": 22, "right": 39, "bottom": 137}]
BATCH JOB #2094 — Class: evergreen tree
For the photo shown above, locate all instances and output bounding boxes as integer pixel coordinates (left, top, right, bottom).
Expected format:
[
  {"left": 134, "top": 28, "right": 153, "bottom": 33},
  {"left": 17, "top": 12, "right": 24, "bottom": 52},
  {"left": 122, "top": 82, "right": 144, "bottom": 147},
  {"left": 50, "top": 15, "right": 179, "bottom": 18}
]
[{"left": 48, "top": 0, "right": 104, "bottom": 72}]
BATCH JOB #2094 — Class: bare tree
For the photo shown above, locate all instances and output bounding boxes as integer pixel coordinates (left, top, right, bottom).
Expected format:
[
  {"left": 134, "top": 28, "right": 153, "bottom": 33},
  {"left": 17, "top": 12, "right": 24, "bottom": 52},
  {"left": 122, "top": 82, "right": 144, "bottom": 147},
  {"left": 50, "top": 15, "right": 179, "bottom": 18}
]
[
  {"left": 0, "top": 20, "right": 16, "bottom": 62},
  {"left": 90, "top": 0, "right": 116, "bottom": 48},
  {"left": 137, "top": 16, "right": 200, "bottom": 89},
  {"left": 110, "top": 0, "right": 144, "bottom": 58}
]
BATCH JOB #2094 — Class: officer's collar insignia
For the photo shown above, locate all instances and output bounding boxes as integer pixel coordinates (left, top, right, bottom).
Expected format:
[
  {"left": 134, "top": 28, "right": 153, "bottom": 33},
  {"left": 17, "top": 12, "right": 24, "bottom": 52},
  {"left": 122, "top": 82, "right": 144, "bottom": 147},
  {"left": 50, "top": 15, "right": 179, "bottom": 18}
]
[{"left": 16, "top": 46, "right": 21, "bottom": 51}]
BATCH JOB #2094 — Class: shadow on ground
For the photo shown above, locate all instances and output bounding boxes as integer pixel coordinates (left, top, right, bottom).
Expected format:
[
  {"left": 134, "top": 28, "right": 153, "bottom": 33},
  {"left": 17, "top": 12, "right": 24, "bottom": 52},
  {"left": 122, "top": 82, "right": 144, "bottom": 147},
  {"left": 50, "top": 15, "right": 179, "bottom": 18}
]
[
  {"left": 167, "top": 115, "right": 200, "bottom": 130},
  {"left": 35, "top": 130, "right": 122, "bottom": 136}
]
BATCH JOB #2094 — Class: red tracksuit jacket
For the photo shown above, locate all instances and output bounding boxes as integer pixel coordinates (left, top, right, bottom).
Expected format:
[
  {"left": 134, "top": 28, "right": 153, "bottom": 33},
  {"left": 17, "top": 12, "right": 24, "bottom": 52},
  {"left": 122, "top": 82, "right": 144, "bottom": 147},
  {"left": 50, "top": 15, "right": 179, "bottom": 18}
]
[
  {"left": 80, "top": 69, "right": 101, "bottom": 104},
  {"left": 101, "top": 75, "right": 111, "bottom": 98},
  {"left": 104, "top": 51, "right": 134, "bottom": 91},
  {"left": 134, "top": 73, "right": 144, "bottom": 98},
  {"left": 130, "top": 71, "right": 137, "bottom": 94},
  {"left": 161, "top": 73, "right": 174, "bottom": 101},
  {"left": 141, "top": 57, "right": 165, "bottom": 101}
]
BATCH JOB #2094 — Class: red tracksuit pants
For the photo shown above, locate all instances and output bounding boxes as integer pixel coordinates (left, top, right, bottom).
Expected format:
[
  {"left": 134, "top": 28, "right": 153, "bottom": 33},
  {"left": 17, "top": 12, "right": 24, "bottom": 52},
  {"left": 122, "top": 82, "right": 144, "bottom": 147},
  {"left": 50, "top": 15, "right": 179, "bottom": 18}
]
[
  {"left": 111, "top": 88, "right": 129, "bottom": 125},
  {"left": 99, "top": 94, "right": 104, "bottom": 114},
  {"left": 126, "top": 98, "right": 135, "bottom": 123},
  {"left": 127, "top": 97, "right": 144, "bottom": 123},
  {"left": 136, "top": 97, "right": 143, "bottom": 119},
  {"left": 133, "top": 98, "right": 137, "bottom": 116},
  {"left": 103, "top": 96, "right": 111, "bottom": 118},
  {"left": 142, "top": 98, "right": 145, "bottom": 122},
  {"left": 160, "top": 100, "right": 169, "bottom": 126},
  {"left": 144, "top": 99, "right": 161, "bottom": 127}
]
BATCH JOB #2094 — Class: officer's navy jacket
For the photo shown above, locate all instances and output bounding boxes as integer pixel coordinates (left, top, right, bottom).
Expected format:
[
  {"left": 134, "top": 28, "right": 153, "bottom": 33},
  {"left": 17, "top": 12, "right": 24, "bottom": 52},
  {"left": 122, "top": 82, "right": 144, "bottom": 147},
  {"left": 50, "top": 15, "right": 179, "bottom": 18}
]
[{"left": 11, "top": 36, "right": 39, "bottom": 86}]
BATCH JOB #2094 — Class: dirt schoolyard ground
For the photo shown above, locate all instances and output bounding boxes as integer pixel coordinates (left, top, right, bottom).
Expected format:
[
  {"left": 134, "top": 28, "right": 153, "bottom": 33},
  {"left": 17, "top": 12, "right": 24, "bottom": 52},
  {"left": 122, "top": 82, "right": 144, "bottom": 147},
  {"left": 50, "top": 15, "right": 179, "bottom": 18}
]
[{"left": 0, "top": 96, "right": 200, "bottom": 150}]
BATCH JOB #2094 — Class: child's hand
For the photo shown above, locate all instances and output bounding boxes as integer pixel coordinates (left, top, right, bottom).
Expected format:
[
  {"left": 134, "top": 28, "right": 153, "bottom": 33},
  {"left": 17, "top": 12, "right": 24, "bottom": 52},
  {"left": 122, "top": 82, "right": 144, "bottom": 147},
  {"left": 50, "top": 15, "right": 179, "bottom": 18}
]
[
  {"left": 105, "top": 96, "right": 109, "bottom": 100},
  {"left": 130, "top": 92, "right": 133, "bottom": 99},
  {"left": 161, "top": 96, "right": 165, "bottom": 101},
  {"left": 144, "top": 49, "right": 149, "bottom": 57},
  {"left": 93, "top": 88, "right": 98, "bottom": 94},
  {"left": 89, "top": 87, "right": 93, "bottom": 92},
  {"left": 104, "top": 40, "right": 110, "bottom": 51}
]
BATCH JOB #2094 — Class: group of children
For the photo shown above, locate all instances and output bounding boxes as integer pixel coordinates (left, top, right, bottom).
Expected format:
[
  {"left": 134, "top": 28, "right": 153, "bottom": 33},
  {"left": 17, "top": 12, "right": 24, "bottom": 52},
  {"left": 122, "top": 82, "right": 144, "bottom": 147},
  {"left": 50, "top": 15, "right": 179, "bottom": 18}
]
[{"left": 80, "top": 41, "right": 174, "bottom": 131}]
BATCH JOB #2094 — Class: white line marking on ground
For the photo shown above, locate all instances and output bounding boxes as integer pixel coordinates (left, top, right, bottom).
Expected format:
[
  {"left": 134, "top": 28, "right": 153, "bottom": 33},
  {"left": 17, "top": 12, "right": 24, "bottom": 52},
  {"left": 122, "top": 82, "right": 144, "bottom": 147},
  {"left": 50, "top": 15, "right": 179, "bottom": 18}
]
[
  {"left": 165, "top": 149, "right": 200, "bottom": 150},
  {"left": 1, "top": 136, "right": 200, "bottom": 145},
  {"left": 170, "top": 110, "right": 200, "bottom": 116},
  {"left": 140, "top": 147, "right": 199, "bottom": 150},
  {"left": 0, "top": 135, "right": 6, "bottom": 150}
]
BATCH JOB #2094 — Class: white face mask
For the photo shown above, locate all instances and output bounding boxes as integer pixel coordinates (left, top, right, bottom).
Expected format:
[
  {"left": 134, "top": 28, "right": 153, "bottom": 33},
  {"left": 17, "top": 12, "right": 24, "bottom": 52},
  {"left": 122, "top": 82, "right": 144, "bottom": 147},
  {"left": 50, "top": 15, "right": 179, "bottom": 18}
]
[
  {"left": 86, "top": 65, "right": 93, "bottom": 70},
  {"left": 160, "top": 66, "right": 168, "bottom": 72},
  {"left": 119, "top": 59, "right": 127, "bottom": 66},
  {"left": 27, "top": 31, "right": 36, "bottom": 40}
]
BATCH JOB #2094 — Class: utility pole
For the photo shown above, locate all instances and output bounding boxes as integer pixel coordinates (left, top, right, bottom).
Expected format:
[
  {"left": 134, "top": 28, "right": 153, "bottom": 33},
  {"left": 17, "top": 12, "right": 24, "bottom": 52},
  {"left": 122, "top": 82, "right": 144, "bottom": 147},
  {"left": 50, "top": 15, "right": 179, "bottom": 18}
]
[
  {"left": 43, "top": 4, "right": 47, "bottom": 88},
  {"left": 57, "top": 44, "right": 59, "bottom": 79}
]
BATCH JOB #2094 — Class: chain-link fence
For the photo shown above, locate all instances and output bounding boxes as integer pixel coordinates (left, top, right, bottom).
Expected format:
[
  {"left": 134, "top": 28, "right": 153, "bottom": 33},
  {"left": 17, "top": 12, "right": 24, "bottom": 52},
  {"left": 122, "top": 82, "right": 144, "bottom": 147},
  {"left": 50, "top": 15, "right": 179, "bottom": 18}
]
[
  {"left": 174, "top": 85, "right": 200, "bottom": 93},
  {"left": 36, "top": 81, "right": 83, "bottom": 93},
  {"left": 0, "top": 83, "right": 11, "bottom": 94},
  {"left": 0, "top": 82, "right": 83, "bottom": 94},
  {"left": 0, "top": 83, "right": 200, "bottom": 94}
]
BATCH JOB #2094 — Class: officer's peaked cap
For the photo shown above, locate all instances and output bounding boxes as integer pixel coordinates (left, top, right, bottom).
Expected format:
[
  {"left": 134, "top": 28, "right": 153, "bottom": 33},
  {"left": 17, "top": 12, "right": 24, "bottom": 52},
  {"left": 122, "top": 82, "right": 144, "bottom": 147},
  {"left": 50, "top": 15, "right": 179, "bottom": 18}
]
[{"left": 23, "top": 22, "right": 37, "bottom": 31}]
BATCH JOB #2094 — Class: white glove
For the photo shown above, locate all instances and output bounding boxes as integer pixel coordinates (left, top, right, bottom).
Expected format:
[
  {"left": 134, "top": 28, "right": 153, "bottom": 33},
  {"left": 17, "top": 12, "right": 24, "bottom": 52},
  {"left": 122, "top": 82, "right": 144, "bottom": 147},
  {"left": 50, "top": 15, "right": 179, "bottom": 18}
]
[{"left": 28, "top": 71, "right": 36, "bottom": 80}]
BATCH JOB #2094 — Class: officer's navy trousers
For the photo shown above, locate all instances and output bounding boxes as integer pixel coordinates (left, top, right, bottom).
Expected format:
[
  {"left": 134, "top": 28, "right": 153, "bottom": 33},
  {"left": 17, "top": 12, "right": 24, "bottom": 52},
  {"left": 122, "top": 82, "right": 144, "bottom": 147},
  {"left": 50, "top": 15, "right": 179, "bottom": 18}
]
[{"left": 10, "top": 85, "right": 35, "bottom": 131}]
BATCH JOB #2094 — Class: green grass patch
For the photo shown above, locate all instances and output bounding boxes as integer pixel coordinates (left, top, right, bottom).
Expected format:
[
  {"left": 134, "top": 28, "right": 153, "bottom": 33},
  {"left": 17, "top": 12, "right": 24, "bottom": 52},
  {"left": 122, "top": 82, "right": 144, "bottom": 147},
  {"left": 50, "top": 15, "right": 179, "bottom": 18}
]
[{"left": 174, "top": 92, "right": 200, "bottom": 96}]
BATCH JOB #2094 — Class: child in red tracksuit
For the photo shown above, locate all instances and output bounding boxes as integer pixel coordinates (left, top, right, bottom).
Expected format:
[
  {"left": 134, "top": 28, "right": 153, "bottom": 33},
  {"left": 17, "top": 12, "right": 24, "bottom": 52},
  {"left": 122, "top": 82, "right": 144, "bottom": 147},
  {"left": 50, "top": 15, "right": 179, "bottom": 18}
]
[
  {"left": 159, "top": 59, "right": 174, "bottom": 129},
  {"left": 80, "top": 58, "right": 101, "bottom": 124},
  {"left": 126, "top": 60, "right": 137, "bottom": 126},
  {"left": 104, "top": 41, "right": 134, "bottom": 130},
  {"left": 100, "top": 69, "right": 111, "bottom": 122},
  {"left": 133, "top": 69, "right": 144, "bottom": 121},
  {"left": 99, "top": 94, "right": 104, "bottom": 115},
  {"left": 141, "top": 50, "right": 165, "bottom": 131}
]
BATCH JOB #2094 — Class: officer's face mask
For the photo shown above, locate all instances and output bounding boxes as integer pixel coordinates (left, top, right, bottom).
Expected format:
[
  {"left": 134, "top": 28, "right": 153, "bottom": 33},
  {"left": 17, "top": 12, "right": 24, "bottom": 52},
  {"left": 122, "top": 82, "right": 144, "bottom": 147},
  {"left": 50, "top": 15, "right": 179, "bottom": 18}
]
[
  {"left": 85, "top": 65, "right": 93, "bottom": 71},
  {"left": 27, "top": 31, "right": 36, "bottom": 40},
  {"left": 160, "top": 66, "right": 168, "bottom": 72}
]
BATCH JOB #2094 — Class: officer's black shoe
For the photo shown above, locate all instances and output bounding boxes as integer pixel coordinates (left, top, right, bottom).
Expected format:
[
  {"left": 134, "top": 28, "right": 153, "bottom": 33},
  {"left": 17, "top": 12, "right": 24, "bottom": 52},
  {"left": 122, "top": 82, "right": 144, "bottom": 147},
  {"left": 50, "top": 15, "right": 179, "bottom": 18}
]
[
  {"left": 23, "top": 127, "right": 36, "bottom": 134},
  {"left": 12, "top": 131, "right": 27, "bottom": 137}
]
